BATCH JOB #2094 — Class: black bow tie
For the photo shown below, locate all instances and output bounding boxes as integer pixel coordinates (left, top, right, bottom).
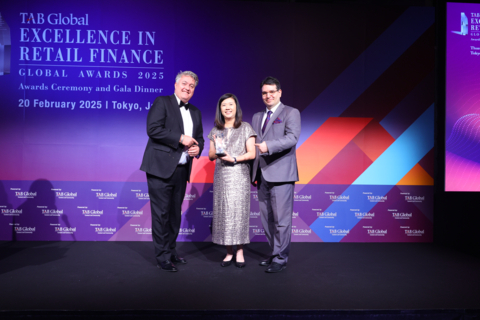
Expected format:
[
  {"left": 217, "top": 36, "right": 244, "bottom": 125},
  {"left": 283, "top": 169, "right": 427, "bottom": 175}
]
[{"left": 179, "top": 101, "right": 189, "bottom": 110}]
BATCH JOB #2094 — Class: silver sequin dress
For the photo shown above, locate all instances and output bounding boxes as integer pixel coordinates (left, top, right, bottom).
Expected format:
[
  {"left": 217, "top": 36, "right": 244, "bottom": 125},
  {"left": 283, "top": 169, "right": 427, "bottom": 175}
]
[{"left": 208, "top": 122, "right": 257, "bottom": 245}]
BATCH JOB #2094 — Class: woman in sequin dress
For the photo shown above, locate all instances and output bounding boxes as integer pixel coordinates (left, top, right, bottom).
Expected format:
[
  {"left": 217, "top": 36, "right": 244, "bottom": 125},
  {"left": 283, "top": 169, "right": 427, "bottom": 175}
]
[{"left": 208, "top": 93, "right": 257, "bottom": 268}]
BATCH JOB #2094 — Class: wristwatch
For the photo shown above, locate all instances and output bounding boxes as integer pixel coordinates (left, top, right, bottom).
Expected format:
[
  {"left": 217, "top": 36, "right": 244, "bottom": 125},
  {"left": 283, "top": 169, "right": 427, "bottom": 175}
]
[{"left": 233, "top": 157, "right": 237, "bottom": 164}]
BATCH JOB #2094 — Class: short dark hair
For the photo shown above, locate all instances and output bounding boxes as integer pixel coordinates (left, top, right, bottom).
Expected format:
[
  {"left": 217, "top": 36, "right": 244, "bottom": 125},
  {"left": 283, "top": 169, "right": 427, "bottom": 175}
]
[
  {"left": 215, "top": 93, "right": 242, "bottom": 129},
  {"left": 260, "top": 76, "right": 281, "bottom": 91}
]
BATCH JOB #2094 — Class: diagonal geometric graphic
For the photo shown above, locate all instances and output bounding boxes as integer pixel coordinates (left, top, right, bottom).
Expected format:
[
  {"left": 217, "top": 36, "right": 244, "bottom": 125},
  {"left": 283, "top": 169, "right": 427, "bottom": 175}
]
[
  {"left": 310, "top": 184, "right": 395, "bottom": 242},
  {"left": 298, "top": 7, "right": 435, "bottom": 147},
  {"left": 310, "top": 105, "right": 434, "bottom": 242},
  {"left": 344, "top": 186, "right": 433, "bottom": 242},
  {"left": 109, "top": 201, "right": 152, "bottom": 241},
  {"left": 340, "top": 28, "right": 435, "bottom": 122},
  {"left": 291, "top": 215, "right": 323, "bottom": 242},
  {"left": 309, "top": 141, "right": 373, "bottom": 185},
  {"left": 190, "top": 157, "right": 215, "bottom": 183},
  {"left": 418, "top": 148, "right": 435, "bottom": 179},
  {"left": 352, "top": 120, "right": 395, "bottom": 162},
  {"left": 396, "top": 185, "right": 434, "bottom": 223},
  {"left": 297, "top": 117, "right": 372, "bottom": 185},
  {"left": 397, "top": 164, "right": 433, "bottom": 186},
  {"left": 380, "top": 72, "right": 435, "bottom": 139},
  {"left": 353, "top": 104, "right": 434, "bottom": 186}
]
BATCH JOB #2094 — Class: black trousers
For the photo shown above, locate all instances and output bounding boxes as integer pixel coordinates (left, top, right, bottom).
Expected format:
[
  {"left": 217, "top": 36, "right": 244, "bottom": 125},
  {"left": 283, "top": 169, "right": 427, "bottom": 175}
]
[{"left": 146, "top": 166, "right": 187, "bottom": 264}]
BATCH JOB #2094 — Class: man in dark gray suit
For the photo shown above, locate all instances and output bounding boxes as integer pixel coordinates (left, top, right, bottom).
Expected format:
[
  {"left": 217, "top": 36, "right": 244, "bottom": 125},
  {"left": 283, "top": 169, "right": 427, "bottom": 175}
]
[
  {"left": 140, "top": 71, "right": 204, "bottom": 272},
  {"left": 251, "top": 76, "right": 301, "bottom": 273}
]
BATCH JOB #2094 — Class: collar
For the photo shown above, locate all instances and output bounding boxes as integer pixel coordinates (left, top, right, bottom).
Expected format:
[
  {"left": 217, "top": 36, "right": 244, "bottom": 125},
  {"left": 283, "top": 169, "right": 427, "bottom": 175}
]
[
  {"left": 174, "top": 94, "right": 189, "bottom": 107},
  {"left": 266, "top": 101, "right": 281, "bottom": 115}
]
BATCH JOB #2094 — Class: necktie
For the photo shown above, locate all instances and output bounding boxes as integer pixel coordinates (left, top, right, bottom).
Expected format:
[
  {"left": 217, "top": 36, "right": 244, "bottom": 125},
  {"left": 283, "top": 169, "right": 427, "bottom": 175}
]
[
  {"left": 262, "top": 111, "right": 272, "bottom": 134},
  {"left": 179, "top": 101, "right": 189, "bottom": 110}
]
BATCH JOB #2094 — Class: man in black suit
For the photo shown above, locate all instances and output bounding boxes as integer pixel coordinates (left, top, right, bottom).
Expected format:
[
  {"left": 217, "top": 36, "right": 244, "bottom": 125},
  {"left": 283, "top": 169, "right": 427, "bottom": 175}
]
[{"left": 140, "top": 71, "right": 204, "bottom": 272}]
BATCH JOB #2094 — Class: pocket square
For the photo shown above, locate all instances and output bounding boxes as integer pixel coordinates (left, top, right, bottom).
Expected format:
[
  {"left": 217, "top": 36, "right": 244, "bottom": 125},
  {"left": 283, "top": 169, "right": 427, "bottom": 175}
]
[{"left": 273, "top": 117, "right": 282, "bottom": 124}]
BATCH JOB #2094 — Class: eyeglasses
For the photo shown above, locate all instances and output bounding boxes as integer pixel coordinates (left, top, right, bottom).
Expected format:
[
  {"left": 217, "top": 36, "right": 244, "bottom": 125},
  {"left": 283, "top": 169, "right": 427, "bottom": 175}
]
[{"left": 262, "top": 90, "right": 278, "bottom": 96}]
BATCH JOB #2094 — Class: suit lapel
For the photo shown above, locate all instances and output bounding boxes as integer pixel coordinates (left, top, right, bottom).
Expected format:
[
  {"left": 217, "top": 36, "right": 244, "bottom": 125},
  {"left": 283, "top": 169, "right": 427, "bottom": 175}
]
[
  {"left": 170, "top": 94, "right": 185, "bottom": 133},
  {"left": 190, "top": 106, "right": 199, "bottom": 135},
  {"left": 263, "top": 103, "right": 284, "bottom": 136},
  {"left": 256, "top": 112, "right": 264, "bottom": 139}
]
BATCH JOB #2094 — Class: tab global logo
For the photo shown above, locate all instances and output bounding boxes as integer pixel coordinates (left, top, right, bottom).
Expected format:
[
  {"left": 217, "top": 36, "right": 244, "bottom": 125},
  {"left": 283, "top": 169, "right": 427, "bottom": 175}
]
[
  {"left": 294, "top": 193, "right": 312, "bottom": 201},
  {"left": 56, "top": 191, "right": 77, "bottom": 199},
  {"left": 292, "top": 228, "right": 311, "bottom": 235},
  {"left": 136, "top": 193, "right": 150, "bottom": 200},
  {"left": 329, "top": 229, "right": 350, "bottom": 236},
  {"left": 252, "top": 228, "right": 265, "bottom": 235},
  {"left": 179, "top": 227, "right": 195, "bottom": 235},
  {"left": 135, "top": 227, "right": 152, "bottom": 234},
  {"left": 95, "top": 227, "right": 116, "bottom": 234},
  {"left": 15, "top": 226, "right": 36, "bottom": 233},
  {"left": 405, "top": 229, "right": 424, "bottom": 236},
  {"left": 42, "top": 209, "right": 64, "bottom": 216},
  {"left": 368, "top": 229, "right": 387, "bottom": 236},
  {"left": 122, "top": 210, "right": 143, "bottom": 217},
  {"left": 184, "top": 194, "right": 196, "bottom": 201},
  {"left": 392, "top": 212, "right": 412, "bottom": 219},
  {"left": 1, "top": 209, "right": 22, "bottom": 215},
  {"left": 317, "top": 211, "right": 337, "bottom": 218},
  {"left": 201, "top": 211, "right": 213, "bottom": 218},
  {"left": 15, "top": 191, "right": 37, "bottom": 199},
  {"left": 250, "top": 211, "right": 260, "bottom": 218},
  {"left": 96, "top": 192, "right": 117, "bottom": 199},
  {"left": 329, "top": 195, "right": 349, "bottom": 202},
  {"left": 82, "top": 209, "right": 104, "bottom": 216},
  {"left": 367, "top": 195, "right": 387, "bottom": 202},
  {"left": 55, "top": 227, "right": 76, "bottom": 233},
  {"left": 405, "top": 196, "right": 424, "bottom": 203},
  {"left": 355, "top": 212, "right": 375, "bottom": 219}
]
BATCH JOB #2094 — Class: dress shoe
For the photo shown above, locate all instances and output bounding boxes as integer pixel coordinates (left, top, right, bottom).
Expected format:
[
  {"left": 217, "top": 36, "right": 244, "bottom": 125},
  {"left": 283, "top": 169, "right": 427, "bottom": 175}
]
[
  {"left": 235, "top": 261, "right": 246, "bottom": 268},
  {"left": 259, "top": 255, "right": 276, "bottom": 267},
  {"left": 221, "top": 255, "right": 234, "bottom": 267},
  {"left": 265, "top": 262, "right": 286, "bottom": 273},
  {"left": 171, "top": 255, "right": 187, "bottom": 264},
  {"left": 157, "top": 260, "right": 178, "bottom": 272}
]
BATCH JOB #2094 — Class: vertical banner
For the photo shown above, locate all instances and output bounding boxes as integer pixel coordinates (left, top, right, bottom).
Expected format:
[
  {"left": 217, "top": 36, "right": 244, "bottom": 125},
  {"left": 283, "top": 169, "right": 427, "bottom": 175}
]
[{"left": 446, "top": 2, "right": 480, "bottom": 191}]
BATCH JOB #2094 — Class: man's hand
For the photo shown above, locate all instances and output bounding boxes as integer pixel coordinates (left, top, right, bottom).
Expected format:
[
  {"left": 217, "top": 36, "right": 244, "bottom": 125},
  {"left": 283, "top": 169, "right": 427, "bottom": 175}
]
[
  {"left": 188, "top": 144, "right": 200, "bottom": 157},
  {"left": 181, "top": 135, "right": 198, "bottom": 148},
  {"left": 255, "top": 142, "right": 268, "bottom": 154}
]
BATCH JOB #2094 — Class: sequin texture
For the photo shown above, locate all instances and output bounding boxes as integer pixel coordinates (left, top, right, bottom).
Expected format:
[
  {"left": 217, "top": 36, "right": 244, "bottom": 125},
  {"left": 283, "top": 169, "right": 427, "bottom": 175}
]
[{"left": 208, "top": 122, "right": 257, "bottom": 245}]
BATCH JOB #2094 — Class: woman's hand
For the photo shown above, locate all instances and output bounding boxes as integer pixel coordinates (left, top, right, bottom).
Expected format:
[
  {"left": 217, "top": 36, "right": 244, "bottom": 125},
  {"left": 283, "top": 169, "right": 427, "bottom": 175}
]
[{"left": 219, "top": 151, "right": 235, "bottom": 163}]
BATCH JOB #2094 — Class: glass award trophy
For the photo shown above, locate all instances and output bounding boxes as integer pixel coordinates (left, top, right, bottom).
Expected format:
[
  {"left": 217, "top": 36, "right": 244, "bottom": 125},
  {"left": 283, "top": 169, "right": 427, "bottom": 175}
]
[{"left": 215, "top": 131, "right": 226, "bottom": 157}]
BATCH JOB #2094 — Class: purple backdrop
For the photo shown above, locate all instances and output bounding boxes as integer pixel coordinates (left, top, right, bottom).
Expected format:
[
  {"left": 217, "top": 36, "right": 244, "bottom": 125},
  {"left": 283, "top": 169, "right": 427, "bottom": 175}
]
[{"left": 0, "top": 0, "right": 435, "bottom": 242}]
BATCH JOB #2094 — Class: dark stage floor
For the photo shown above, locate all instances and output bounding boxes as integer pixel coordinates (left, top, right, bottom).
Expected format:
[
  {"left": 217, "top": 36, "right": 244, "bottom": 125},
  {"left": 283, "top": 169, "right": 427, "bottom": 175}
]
[{"left": 1, "top": 241, "right": 480, "bottom": 318}]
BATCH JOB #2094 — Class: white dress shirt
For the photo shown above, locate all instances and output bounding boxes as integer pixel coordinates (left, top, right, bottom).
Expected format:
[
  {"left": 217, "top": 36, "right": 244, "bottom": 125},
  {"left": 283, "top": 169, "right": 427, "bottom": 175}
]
[
  {"left": 175, "top": 94, "right": 193, "bottom": 165},
  {"left": 261, "top": 101, "right": 281, "bottom": 128}
]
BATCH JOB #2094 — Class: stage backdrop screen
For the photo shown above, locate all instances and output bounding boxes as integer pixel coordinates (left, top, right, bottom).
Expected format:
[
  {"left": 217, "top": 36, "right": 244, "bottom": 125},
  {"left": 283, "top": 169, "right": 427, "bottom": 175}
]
[
  {"left": 446, "top": 2, "right": 480, "bottom": 191},
  {"left": 0, "top": 1, "right": 434, "bottom": 242}
]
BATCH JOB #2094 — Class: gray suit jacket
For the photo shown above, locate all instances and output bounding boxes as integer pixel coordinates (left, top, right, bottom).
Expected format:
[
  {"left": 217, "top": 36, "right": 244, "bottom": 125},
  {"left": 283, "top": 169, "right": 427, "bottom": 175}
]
[{"left": 251, "top": 102, "right": 301, "bottom": 183}]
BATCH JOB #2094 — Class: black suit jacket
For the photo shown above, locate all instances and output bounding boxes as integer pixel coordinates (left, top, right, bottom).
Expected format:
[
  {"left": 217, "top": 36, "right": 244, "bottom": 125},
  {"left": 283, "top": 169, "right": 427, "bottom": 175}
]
[{"left": 140, "top": 94, "right": 204, "bottom": 181}]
